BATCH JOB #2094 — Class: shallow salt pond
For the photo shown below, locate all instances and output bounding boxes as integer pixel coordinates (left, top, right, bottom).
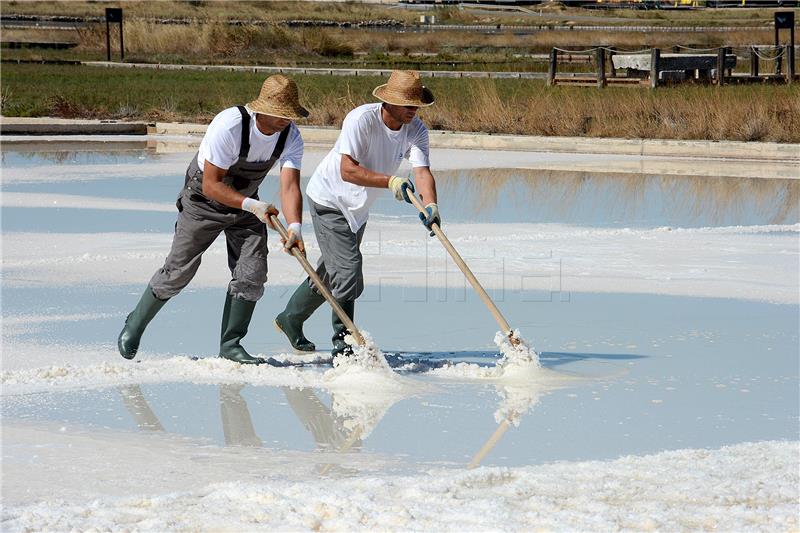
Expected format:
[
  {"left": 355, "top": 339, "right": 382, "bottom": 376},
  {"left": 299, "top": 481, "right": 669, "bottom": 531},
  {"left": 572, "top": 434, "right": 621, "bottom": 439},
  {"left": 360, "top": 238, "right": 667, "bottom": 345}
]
[{"left": 1, "top": 143, "right": 798, "bottom": 505}]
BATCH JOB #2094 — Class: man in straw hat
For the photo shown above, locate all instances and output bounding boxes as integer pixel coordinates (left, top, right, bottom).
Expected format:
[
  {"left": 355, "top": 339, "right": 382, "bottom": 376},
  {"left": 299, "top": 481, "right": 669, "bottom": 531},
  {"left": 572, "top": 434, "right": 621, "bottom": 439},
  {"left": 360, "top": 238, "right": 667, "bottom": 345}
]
[
  {"left": 118, "top": 75, "right": 309, "bottom": 365},
  {"left": 274, "top": 70, "right": 441, "bottom": 358}
]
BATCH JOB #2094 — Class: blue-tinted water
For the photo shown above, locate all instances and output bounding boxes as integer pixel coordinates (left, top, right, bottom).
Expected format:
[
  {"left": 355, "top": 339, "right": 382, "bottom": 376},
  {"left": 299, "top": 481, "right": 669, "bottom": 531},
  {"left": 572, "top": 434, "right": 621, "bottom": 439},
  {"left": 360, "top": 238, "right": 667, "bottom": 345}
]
[{"left": 2, "top": 147, "right": 797, "bottom": 470}]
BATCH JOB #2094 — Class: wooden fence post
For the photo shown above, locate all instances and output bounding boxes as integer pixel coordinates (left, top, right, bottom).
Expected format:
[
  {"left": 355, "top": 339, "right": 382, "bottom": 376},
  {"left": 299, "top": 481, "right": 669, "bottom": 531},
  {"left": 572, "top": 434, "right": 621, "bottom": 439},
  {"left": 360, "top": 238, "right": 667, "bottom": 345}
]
[
  {"left": 596, "top": 48, "right": 606, "bottom": 88},
  {"left": 716, "top": 46, "right": 725, "bottom": 86},
  {"left": 790, "top": 19, "right": 796, "bottom": 84},
  {"left": 547, "top": 48, "right": 557, "bottom": 86},
  {"left": 750, "top": 46, "right": 759, "bottom": 77},
  {"left": 650, "top": 48, "right": 660, "bottom": 89},
  {"left": 725, "top": 47, "right": 732, "bottom": 77}
]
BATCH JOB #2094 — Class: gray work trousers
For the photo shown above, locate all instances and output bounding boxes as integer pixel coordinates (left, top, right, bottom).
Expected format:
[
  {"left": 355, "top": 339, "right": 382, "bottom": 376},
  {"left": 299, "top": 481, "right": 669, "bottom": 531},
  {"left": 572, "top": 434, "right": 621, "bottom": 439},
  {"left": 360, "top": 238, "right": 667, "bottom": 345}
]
[
  {"left": 309, "top": 199, "right": 366, "bottom": 302},
  {"left": 149, "top": 189, "right": 268, "bottom": 302}
]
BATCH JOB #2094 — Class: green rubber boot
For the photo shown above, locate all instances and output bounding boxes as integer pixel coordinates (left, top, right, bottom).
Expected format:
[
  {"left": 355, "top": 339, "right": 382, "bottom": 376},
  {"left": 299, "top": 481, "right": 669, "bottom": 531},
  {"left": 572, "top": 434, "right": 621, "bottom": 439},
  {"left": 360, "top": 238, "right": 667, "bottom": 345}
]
[
  {"left": 331, "top": 300, "right": 355, "bottom": 358},
  {"left": 219, "top": 294, "right": 265, "bottom": 365},
  {"left": 274, "top": 280, "right": 325, "bottom": 352},
  {"left": 118, "top": 287, "right": 169, "bottom": 360}
]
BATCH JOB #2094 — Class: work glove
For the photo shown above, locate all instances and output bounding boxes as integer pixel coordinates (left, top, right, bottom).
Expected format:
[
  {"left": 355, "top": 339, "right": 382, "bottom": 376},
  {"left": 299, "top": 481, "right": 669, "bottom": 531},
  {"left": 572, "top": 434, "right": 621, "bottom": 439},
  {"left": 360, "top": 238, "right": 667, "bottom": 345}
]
[
  {"left": 388, "top": 175, "right": 415, "bottom": 203},
  {"left": 242, "top": 197, "right": 279, "bottom": 227},
  {"left": 419, "top": 202, "right": 441, "bottom": 236},
  {"left": 281, "top": 222, "right": 306, "bottom": 256}
]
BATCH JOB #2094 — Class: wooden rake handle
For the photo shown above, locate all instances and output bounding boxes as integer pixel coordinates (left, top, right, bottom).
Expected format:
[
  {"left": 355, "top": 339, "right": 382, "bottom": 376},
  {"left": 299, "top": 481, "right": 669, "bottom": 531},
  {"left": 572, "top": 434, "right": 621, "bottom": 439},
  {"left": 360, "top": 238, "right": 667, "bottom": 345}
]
[
  {"left": 269, "top": 215, "right": 365, "bottom": 346},
  {"left": 467, "top": 420, "right": 510, "bottom": 469},
  {"left": 407, "top": 194, "right": 515, "bottom": 340}
]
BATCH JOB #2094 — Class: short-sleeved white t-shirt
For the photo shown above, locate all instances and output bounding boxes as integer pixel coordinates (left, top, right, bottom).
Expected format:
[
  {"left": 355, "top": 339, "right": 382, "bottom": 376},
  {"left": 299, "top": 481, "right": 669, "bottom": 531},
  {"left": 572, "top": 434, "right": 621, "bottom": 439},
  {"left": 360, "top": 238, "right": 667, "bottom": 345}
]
[
  {"left": 197, "top": 106, "right": 303, "bottom": 172},
  {"left": 305, "top": 103, "right": 430, "bottom": 233}
]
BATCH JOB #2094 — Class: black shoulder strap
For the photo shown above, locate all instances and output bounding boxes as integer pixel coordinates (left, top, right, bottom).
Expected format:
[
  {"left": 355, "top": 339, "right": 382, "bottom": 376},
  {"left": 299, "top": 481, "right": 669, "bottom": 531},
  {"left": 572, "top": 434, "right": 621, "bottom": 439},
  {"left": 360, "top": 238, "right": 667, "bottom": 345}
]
[
  {"left": 236, "top": 105, "right": 250, "bottom": 158},
  {"left": 271, "top": 125, "right": 290, "bottom": 161}
]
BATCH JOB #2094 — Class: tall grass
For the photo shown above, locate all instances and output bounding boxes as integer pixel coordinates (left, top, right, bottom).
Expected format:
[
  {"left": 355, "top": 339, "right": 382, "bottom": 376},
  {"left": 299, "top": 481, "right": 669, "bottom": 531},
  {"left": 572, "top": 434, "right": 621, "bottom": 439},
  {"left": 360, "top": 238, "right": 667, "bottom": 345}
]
[
  {"left": 2, "top": 64, "right": 798, "bottom": 143},
  {"left": 0, "top": 0, "right": 781, "bottom": 26},
  {"left": 3, "top": 15, "right": 779, "bottom": 66}
]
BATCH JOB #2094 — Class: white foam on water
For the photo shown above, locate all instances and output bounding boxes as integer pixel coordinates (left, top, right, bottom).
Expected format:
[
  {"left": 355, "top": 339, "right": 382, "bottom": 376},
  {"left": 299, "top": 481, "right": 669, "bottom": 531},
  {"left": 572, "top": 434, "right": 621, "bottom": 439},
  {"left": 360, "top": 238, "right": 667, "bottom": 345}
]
[
  {"left": 495, "top": 329, "right": 541, "bottom": 369},
  {"left": 424, "top": 330, "right": 542, "bottom": 384},
  {"left": 323, "top": 331, "right": 395, "bottom": 387},
  {"left": 321, "top": 331, "right": 422, "bottom": 436},
  {"left": 494, "top": 384, "right": 544, "bottom": 426},
  {"left": 0, "top": 354, "right": 323, "bottom": 395}
]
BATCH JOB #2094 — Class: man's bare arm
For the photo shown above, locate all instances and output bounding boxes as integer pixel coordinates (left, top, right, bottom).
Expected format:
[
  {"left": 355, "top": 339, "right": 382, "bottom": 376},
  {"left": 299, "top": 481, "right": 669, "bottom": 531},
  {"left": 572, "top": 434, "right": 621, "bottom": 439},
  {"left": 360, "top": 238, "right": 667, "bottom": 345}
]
[
  {"left": 413, "top": 166, "right": 437, "bottom": 205},
  {"left": 279, "top": 166, "right": 303, "bottom": 225},
  {"left": 340, "top": 154, "right": 392, "bottom": 188}
]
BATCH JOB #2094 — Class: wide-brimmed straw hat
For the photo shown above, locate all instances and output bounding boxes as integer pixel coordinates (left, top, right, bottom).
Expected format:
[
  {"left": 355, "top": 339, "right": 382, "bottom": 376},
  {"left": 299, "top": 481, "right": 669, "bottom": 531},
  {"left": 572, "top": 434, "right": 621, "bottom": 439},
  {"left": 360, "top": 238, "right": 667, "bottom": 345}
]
[
  {"left": 246, "top": 75, "right": 309, "bottom": 120},
  {"left": 372, "top": 70, "right": 434, "bottom": 107}
]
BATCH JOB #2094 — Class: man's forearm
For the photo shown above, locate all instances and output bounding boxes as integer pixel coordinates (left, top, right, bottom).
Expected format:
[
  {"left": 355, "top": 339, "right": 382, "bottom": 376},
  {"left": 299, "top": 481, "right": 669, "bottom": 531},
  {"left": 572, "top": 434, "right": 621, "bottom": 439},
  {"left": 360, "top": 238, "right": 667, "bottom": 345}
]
[
  {"left": 341, "top": 155, "right": 391, "bottom": 188},
  {"left": 342, "top": 165, "right": 391, "bottom": 188},
  {"left": 202, "top": 161, "right": 247, "bottom": 209},
  {"left": 414, "top": 168, "right": 437, "bottom": 205},
  {"left": 279, "top": 168, "right": 303, "bottom": 224},
  {"left": 203, "top": 178, "right": 248, "bottom": 209}
]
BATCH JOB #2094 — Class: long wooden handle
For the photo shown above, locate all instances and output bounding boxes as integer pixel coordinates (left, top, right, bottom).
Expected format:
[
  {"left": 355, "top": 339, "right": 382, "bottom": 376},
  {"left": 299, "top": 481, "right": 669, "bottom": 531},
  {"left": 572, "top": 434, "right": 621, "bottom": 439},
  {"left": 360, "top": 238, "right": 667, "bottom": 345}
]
[
  {"left": 270, "top": 215, "right": 365, "bottom": 346},
  {"left": 408, "top": 194, "right": 514, "bottom": 337}
]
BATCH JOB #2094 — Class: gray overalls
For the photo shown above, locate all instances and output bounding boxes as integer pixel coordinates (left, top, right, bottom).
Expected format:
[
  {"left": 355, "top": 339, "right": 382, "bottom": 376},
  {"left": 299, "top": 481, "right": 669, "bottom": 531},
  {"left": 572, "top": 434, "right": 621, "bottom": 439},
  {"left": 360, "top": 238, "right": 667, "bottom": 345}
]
[{"left": 149, "top": 106, "right": 289, "bottom": 303}]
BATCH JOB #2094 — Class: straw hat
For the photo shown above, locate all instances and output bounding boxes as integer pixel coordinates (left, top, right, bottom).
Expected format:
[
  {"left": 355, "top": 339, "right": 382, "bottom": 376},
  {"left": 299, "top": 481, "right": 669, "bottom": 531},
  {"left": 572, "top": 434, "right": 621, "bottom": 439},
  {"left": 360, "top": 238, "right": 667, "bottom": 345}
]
[
  {"left": 246, "top": 75, "right": 309, "bottom": 120},
  {"left": 372, "top": 70, "right": 434, "bottom": 107}
]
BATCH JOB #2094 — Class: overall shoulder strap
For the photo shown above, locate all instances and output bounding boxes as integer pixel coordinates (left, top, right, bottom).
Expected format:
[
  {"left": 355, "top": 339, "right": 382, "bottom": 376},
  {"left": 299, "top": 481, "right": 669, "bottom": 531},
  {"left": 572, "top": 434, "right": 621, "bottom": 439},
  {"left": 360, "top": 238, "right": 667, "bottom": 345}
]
[
  {"left": 236, "top": 105, "right": 250, "bottom": 158},
  {"left": 271, "top": 125, "right": 291, "bottom": 161}
]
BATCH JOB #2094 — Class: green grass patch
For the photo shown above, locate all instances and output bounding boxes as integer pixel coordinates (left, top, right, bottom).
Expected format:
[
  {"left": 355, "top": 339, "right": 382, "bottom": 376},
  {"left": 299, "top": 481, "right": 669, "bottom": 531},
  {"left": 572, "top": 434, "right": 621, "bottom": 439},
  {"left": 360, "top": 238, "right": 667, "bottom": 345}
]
[{"left": 2, "top": 63, "right": 798, "bottom": 142}]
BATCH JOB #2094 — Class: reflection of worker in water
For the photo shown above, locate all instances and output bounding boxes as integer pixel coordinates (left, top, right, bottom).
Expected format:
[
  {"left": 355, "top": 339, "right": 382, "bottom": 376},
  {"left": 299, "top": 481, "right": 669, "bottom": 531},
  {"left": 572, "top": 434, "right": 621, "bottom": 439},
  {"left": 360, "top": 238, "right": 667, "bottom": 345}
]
[
  {"left": 283, "top": 387, "right": 361, "bottom": 451},
  {"left": 119, "top": 384, "right": 164, "bottom": 432},
  {"left": 117, "top": 75, "right": 309, "bottom": 365},
  {"left": 219, "top": 384, "right": 263, "bottom": 447},
  {"left": 274, "top": 70, "right": 440, "bottom": 358},
  {"left": 119, "top": 384, "right": 367, "bottom": 458}
]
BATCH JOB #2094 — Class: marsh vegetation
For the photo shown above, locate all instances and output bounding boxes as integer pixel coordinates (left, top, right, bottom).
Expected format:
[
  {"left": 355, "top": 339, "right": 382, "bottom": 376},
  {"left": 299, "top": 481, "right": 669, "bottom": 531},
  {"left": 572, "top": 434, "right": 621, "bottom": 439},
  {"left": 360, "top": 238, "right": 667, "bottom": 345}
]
[{"left": 2, "top": 64, "right": 798, "bottom": 142}]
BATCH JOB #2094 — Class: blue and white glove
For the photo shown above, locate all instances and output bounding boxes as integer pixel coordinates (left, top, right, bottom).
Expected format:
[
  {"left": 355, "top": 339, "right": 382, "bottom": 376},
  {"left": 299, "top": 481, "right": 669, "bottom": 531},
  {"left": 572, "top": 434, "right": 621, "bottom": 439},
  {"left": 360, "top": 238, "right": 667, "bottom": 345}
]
[
  {"left": 419, "top": 202, "right": 441, "bottom": 236},
  {"left": 388, "top": 176, "right": 415, "bottom": 204}
]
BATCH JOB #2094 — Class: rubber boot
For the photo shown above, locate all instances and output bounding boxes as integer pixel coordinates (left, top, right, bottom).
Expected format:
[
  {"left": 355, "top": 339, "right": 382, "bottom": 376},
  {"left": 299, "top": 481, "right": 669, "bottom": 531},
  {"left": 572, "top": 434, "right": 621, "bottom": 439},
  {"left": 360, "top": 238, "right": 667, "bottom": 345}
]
[
  {"left": 219, "top": 293, "right": 265, "bottom": 365},
  {"left": 331, "top": 300, "right": 355, "bottom": 358},
  {"left": 274, "top": 280, "right": 325, "bottom": 352},
  {"left": 118, "top": 287, "right": 169, "bottom": 360}
]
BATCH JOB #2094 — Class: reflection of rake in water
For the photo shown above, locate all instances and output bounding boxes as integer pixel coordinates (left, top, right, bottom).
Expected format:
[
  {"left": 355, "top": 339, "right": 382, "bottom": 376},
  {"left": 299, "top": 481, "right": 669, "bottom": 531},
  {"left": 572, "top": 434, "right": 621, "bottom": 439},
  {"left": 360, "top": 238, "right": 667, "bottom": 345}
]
[
  {"left": 467, "top": 420, "right": 510, "bottom": 469},
  {"left": 407, "top": 193, "right": 521, "bottom": 347},
  {"left": 318, "top": 425, "right": 364, "bottom": 476}
]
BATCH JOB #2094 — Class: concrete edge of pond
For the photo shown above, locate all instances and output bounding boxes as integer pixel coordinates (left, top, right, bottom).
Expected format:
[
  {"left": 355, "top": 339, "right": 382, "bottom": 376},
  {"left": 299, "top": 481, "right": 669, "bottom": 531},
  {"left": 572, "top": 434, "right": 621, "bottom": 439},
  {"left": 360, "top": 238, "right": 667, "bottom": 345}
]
[{"left": 1, "top": 117, "right": 798, "bottom": 163}]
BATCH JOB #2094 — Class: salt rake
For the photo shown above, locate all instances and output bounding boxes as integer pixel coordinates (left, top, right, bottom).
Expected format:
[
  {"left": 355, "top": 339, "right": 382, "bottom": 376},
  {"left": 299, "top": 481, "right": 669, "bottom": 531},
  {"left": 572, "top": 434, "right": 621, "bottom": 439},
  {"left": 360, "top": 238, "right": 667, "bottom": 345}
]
[
  {"left": 269, "top": 215, "right": 365, "bottom": 347},
  {"left": 407, "top": 194, "right": 520, "bottom": 346}
]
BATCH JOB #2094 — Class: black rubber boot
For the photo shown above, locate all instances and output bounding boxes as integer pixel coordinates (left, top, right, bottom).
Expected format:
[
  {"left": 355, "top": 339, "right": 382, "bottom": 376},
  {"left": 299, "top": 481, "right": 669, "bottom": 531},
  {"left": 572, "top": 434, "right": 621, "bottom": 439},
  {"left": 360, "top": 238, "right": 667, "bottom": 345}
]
[
  {"left": 274, "top": 280, "right": 325, "bottom": 352},
  {"left": 219, "top": 293, "right": 265, "bottom": 365},
  {"left": 331, "top": 300, "right": 355, "bottom": 358},
  {"left": 118, "top": 287, "right": 169, "bottom": 360}
]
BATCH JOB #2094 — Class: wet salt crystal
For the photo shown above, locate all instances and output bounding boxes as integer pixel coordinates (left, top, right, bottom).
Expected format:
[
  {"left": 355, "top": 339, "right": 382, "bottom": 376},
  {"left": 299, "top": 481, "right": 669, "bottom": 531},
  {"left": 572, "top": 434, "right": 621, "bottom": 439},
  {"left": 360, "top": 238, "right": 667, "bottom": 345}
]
[
  {"left": 494, "top": 329, "right": 540, "bottom": 369},
  {"left": 334, "top": 331, "right": 391, "bottom": 372}
]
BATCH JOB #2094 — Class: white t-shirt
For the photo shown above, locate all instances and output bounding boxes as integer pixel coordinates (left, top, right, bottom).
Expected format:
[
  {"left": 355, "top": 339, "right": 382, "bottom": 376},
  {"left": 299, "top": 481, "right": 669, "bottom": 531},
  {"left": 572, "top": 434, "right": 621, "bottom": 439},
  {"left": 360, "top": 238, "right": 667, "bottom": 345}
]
[
  {"left": 306, "top": 103, "right": 430, "bottom": 233},
  {"left": 197, "top": 106, "right": 303, "bottom": 172}
]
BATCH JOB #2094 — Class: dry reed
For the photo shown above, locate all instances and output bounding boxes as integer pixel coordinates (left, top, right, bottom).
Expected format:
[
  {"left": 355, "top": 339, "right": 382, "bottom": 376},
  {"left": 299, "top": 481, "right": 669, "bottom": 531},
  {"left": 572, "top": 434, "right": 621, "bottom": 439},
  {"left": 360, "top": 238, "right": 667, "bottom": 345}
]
[{"left": 420, "top": 80, "right": 800, "bottom": 143}]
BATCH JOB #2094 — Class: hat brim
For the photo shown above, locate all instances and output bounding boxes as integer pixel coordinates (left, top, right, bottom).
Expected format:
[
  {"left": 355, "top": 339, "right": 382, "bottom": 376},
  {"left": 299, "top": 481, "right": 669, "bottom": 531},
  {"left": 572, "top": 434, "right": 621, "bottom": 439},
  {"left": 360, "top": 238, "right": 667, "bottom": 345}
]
[
  {"left": 372, "top": 85, "right": 435, "bottom": 107},
  {"left": 245, "top": 102, "right": 309, "bottom": 121}
]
